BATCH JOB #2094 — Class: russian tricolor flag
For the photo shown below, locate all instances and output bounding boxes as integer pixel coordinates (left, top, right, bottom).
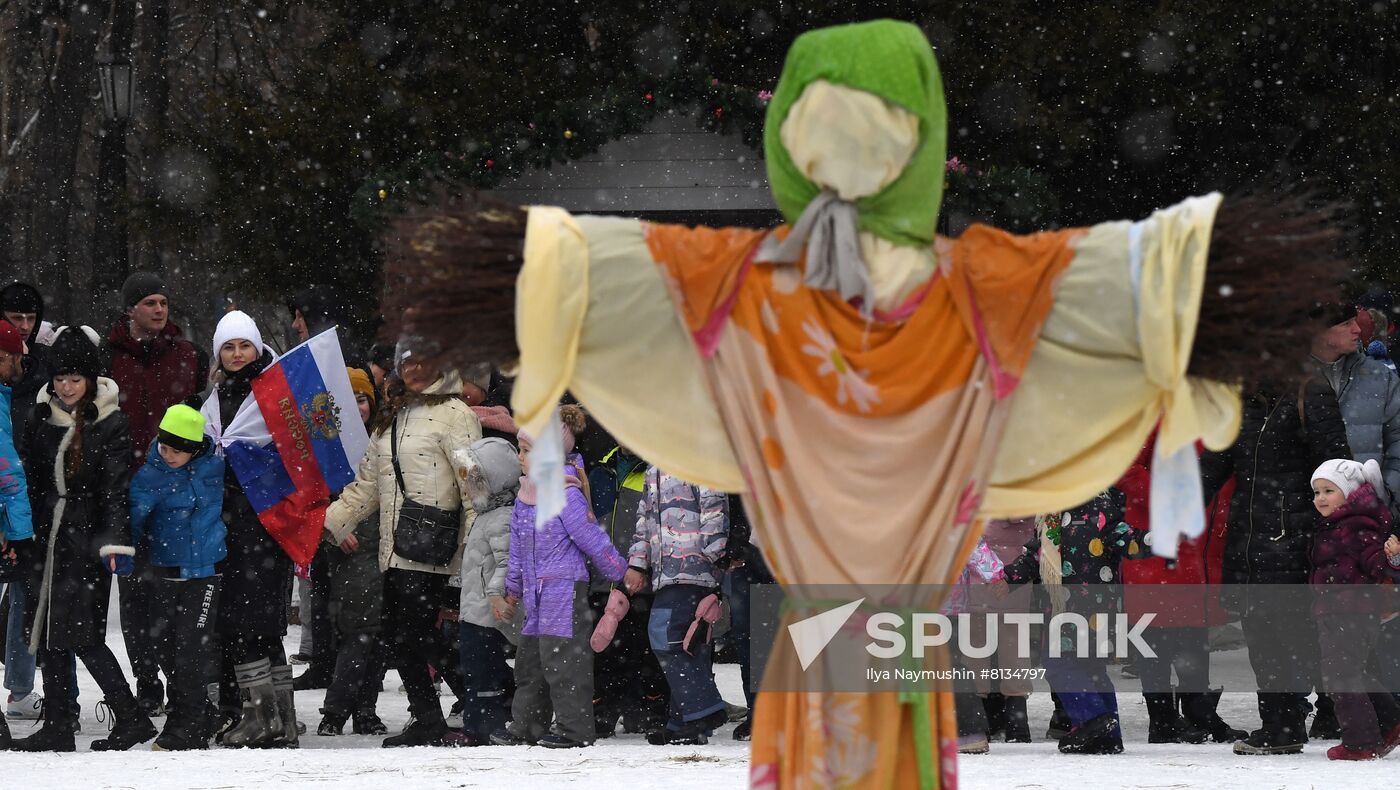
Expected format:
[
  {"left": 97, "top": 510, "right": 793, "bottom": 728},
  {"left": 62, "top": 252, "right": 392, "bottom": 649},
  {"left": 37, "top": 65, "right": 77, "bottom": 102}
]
[{"left": 211, "top": 329, "right": 370, "bottom": 564}]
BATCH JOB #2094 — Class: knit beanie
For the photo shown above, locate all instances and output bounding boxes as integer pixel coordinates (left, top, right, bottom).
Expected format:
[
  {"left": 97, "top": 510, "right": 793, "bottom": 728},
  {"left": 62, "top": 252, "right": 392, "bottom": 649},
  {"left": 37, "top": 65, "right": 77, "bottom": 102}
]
[
  {"left": 1312, "top": 458, "right": 1386, "bottom": 502},
  {"left": 0, "top": 320, "right": 25, "bottom": 356},
  {"left": 211, "top": 310, "right": 265, "bottom": 360},
  {"left": 347, "top": 366, "right": 376, "bottom": 407},
  {"left": 48, "top": 326, "right": 103, "bottom": 381},
  {"left": 517, "top": 424, "right": 575, "bottom": 456},
  {"left": 121, "top": 271, "right": 170, "bottom": 310},
  {"left": 157, "top": 404, "right": 206, "bottom": 455}
]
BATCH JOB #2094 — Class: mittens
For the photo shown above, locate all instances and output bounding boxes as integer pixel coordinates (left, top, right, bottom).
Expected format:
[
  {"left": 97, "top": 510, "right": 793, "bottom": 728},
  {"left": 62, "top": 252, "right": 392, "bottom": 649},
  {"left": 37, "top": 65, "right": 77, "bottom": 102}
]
[
  {"left": 683, "top": 593, "right": 723, "bottom": 655},
  {"left": 590, "top": 588, "right": 632, "bottom": 652}
]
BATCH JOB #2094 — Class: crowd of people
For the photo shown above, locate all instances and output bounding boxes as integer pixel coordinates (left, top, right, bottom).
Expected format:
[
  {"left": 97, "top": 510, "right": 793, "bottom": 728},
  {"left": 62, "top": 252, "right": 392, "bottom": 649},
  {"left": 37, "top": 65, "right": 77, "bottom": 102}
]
[
  {"left": 0, "top": 273, "right": 764, "bottom": 753},
  {"left": 1, "top": 273, "right": 1400, "bottom": 762}
]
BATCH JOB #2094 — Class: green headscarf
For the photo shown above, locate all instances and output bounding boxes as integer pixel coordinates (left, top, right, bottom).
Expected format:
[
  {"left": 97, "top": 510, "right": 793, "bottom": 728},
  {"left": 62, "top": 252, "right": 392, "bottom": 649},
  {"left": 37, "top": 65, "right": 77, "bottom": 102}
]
[{"left": 764, "top": 19, "right": 947, "bottom": 248}]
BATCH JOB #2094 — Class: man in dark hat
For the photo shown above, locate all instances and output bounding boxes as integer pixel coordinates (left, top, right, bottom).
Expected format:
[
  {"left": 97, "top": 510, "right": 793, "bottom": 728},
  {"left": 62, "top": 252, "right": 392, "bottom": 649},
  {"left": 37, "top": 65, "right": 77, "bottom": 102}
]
[
  {"left": 104, "top": 271, "right": 206, "bottom": 717},
  {"left": 0, "top": 284, "right": 47, "bottom": 723},
  {"left": 0, "top": 282, "right": 52, "bottom": 439}
]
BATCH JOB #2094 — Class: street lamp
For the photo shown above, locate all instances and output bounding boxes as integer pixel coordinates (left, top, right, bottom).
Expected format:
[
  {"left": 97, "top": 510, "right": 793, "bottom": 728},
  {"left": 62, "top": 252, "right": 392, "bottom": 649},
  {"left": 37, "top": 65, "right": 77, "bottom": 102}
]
[
  {"left": 98, "top": 59, "right": 134, "bottom": 122},
  {"left": 95, "top": 56, "right": 134, "bottom": 314}
]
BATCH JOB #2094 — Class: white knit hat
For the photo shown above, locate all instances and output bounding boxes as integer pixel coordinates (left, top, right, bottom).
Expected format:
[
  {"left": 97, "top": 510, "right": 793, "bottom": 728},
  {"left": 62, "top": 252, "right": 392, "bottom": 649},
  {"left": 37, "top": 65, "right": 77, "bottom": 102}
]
[
  {"left": 211, "top": 310, "right": 264, "bottom": 359},
  {"left": 1312, "top": 458, "right": 1386, "bottom": 501}
]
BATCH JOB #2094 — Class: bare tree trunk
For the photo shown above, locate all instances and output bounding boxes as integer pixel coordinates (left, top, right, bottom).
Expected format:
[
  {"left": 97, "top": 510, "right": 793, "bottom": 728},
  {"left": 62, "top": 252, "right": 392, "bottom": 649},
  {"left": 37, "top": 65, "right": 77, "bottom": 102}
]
[
  {"left": 21, "top": 1, "right": 107, "bottom": 321},
  {"left": 132, "top": 0, "right": 169, "bottom": 271}
]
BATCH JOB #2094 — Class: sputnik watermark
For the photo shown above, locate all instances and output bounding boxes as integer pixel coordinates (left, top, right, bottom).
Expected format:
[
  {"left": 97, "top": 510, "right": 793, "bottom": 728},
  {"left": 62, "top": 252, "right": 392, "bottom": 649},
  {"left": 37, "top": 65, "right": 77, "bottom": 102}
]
[{"left": 789, "top": 602, "right": 1157, "bottom": 669}]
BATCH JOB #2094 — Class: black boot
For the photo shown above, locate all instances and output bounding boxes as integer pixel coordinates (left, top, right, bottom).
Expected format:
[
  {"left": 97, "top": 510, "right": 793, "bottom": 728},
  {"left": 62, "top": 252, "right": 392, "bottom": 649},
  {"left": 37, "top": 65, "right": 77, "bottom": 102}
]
[
  {"left": 1145, "top": 693, "right": 1208, "bottom": 744},
  {"left": 1180, "top": 689, "right": 1247, "bottom": 743},
  {"left": 1234, "top": 694, "right": 1307, "bottom": 755},
  {"left": 383, "top": 712, "right": 448, "bottom": 747},
  {"left": 733, "top": 715, "right": 752, "bottom": 741},
  {"left": 91, "top": 698, "right": 159, "bottom": 751},
  {"left": 353, "top": 710, "right": 388, "bottom": 735},
  {"left": 1309, "top": 694, "right": 1342, "bottom": 740},
  {"left": 595, "top": 701, "right": 620, "bottom": 740},
  {"left": 1003, "top": 696, "right": 1031, "bottom": 743},
  {"left": 982, "top": 693, "right": 1007, "bottom": 739},
  {"left": 1046, "top": 694, "right": 1072, "bottom": 740},
  {"left": 1058, "top": 713, "right": 1124, "bottom": 754},
  {"left": 317, "top": 709, "right": 348, "bottom": 736},
  {"left": 11, "top": 703, "right": 78, "bottom": 753},
  {"left": 0, "top": 709, "right": 11, "bottom": 750},
  {"left": 292, "top": 662, "right": 333, "bottom": 691}
]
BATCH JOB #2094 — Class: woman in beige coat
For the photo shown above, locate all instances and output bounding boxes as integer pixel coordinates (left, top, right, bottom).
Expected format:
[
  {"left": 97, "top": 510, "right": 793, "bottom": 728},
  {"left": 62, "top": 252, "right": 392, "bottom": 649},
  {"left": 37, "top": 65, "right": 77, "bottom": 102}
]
[{"left": 324, "top": 354, "right": 480, "bottom": 746}]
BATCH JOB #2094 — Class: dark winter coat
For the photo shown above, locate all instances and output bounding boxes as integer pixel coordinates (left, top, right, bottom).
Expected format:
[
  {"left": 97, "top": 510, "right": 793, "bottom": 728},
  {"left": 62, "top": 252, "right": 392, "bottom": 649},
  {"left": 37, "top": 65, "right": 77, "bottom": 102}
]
[
  {"left": 1309, "top": 482, "right": 1398, "bottom": 615},
  {"left": 105, "top": 319, "right": 206, "bottom": 472},
  {"left": 129, "top": 438, "right": 226, "bottom": 579},
  {"left": 20, "top": 378, "right": 133, "bottom": 652},
  {"left": 1003, "top": 489, "right": 1149, "bottom": 591},
  {"left": 326, "top": 513, "right": 382, "bottom": 635},
  {"left": 8, "top": 348, "right": 49, "bottom": 441},
  {"left": 1003, "top": 489, "right": 1148, "bottom": 651},
  {"left": 587, "top": 446, "right": 649, "bottom": 595},
  {"left": 204, "top": 351, "right": 291, "bottom": 636},
  {"left": 1201, "top": 378, "right": 1353, "bottom": 587}
]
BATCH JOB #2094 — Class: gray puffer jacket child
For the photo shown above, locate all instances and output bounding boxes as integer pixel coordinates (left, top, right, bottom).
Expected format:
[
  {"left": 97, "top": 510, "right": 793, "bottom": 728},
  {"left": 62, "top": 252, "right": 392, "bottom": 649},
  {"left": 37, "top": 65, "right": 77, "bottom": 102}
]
[{"left": 458, "top": 437, "right": 522, "bottom": 642}]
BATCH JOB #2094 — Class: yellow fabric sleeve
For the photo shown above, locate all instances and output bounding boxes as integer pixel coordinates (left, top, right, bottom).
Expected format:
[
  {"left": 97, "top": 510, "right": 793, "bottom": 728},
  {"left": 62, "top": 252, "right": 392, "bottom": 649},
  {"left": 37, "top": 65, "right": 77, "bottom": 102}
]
[
  {"left": 980, "top": 194, "right": 1241, "bottom": 518},
  {"left": 512, "top": 209, "right": 745, "bottom": 492}
]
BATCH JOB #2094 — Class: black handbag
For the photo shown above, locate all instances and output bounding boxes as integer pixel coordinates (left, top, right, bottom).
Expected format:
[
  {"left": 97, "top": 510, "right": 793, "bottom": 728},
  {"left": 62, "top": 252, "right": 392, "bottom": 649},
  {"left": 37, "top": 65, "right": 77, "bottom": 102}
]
[{"left": 389, "top": 416, "right": 462, "bottom": 567}]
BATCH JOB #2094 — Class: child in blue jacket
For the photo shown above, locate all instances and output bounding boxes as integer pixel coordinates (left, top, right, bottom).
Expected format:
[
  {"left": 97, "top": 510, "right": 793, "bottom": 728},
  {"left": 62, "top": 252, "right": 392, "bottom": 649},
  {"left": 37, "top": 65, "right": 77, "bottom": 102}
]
[{"left": 129, "top": 404, "right": 226, "bottom": 751}]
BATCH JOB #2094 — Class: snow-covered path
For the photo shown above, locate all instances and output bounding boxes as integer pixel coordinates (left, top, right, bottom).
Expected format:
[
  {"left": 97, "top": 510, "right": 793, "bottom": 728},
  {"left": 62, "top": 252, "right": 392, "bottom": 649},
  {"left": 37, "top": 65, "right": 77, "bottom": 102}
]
[{"left": 2, "top": 599, "right": 1389, "bottom": 789}]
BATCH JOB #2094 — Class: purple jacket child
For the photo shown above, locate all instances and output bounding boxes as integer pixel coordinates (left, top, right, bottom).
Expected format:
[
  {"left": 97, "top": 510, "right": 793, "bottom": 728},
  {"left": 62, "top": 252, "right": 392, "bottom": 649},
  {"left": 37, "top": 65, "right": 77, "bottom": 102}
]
[
  {"left": 507, "top": 480, "right": 627, "bottom": 639},
  {"left": 1310, "top": 480, "right": 1396, "bottom": 616}
]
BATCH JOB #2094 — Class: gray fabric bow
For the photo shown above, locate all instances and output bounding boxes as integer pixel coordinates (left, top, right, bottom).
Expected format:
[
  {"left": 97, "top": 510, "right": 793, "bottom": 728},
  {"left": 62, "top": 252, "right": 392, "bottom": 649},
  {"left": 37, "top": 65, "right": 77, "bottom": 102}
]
[{"left": 755, "top": 190, "right": 874, "bottom": 316}]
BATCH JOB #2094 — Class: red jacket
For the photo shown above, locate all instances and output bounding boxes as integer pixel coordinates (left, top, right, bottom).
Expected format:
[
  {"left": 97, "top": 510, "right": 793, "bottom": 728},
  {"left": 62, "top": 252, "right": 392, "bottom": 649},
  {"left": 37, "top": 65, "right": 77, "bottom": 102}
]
[
  {"left": 105, "top": 320, "right": 205, "bottom": 471},
  {"left": 1120, "top": 436, "right": 1231, "bottom": 627}
]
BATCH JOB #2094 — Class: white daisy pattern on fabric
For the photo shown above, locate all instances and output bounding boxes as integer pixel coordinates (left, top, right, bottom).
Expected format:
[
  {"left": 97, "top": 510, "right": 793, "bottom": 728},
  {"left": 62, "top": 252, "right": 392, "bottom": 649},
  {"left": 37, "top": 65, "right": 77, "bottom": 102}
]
[{"left": 800, "top": 319, "right": 881, "bottom": 413}]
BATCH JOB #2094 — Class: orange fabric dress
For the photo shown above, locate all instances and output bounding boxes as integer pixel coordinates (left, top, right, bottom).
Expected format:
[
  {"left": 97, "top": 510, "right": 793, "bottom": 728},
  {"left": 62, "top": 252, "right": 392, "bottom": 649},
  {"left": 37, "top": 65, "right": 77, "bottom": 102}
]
[{"left": 643, "top": 221, "right": 1081, "bottom": 790}]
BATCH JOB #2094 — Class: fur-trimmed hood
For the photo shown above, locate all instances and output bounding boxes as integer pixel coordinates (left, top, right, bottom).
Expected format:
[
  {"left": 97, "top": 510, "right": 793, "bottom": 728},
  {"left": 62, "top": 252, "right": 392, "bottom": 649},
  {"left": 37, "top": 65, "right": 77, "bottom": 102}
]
[{"left": 34, "top": 376, "right": 121, "bottom": 425}]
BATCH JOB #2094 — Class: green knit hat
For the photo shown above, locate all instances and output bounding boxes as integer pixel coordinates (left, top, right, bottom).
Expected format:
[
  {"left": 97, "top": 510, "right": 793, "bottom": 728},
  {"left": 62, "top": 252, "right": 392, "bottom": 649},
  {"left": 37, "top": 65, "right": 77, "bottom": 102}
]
[
  {"left": 158, "top": 404, "right": 206, "bottom": 455},
  {"left": 763, "top": 19, "right": 947, "bottom": 247}
]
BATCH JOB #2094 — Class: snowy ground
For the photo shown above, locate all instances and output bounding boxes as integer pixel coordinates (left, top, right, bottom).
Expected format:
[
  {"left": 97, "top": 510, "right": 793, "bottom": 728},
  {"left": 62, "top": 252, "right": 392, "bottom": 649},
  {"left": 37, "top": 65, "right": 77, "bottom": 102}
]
[{"left": 2, "top": 596, "right": 1391, "bottom": 789}]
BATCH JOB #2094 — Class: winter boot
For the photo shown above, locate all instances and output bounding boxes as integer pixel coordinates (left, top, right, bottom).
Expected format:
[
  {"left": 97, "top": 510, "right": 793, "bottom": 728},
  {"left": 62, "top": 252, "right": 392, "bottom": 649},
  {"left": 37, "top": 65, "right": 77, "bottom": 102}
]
[
  {"left": 982, "top": 693, "right": 1007, "bottom": 739},
  {"left": 1180, "top": 689, "right": 1247, "bottom": 743},
  {"left": 1003, "top": 696, "right": 1032, "bottom": 743},
  {"left": 1058, "top": 713, "right": 1124, "bottom": 754},
  {"left": 292, "top": 660, "right": 333, "bottom": 691},
  {"left": 9, "top": 702, "right": 78, "bottom": 753},
  {"left": 1235, "top": 693, "right": 1307, "bottom": 755},
  {"left": 1145, "top": 693, "right": 1208, "bottom": 744},
  {"left": 1046, "top": 694, "right": 1072, "bottom": 740},
  {"left": 91, "top": 697, "right": 158, "bottom": 751},
  {"left": 1327, "top": 743, "right": 1380, "bottom": 761},
  {"left": 221, "top": 658, "right": 283, "bottom": 748},
  {"left": 353, "top": 710, "right": 388, "bottom": 735},
  {"left": 317, "top": 709, "right": 348, "bottom": 736},
  {"left": 595, "top": 700, "right": 621, "bottom": 740},
  {"left": 0, "top": 708, "right": 10, "bottom": 750},
  {"left": 383, "top": 711, "right": 449, "bottom": 747},
  {"left": 1309, "top": 694, "right": 1342, "bottom": 740},
  {"left": 137, "top": 679, "right": 167, "bottom": 718},
  {"left": 733, "top": 715, "right": 753, "bottom": 742},
  {"left": 270, "top": 664, "right": 300, "bottom": 747}
]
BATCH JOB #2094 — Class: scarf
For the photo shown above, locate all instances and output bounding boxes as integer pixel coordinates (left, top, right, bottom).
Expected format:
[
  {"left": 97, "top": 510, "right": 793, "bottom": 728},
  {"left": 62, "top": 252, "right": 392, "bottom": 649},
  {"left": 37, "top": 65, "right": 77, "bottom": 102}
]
[{"left": 472, "top": 404, "right": 519, "bottom": 436}]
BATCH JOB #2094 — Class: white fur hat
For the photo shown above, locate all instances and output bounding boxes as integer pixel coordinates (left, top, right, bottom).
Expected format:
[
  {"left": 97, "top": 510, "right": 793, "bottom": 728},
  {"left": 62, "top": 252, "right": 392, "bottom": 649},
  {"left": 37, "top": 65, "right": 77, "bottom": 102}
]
[
  {"left": 1312, "top": 458, "right": 1386, "bottom": 502},
  {"left": 211, "top": 310, "right": 264, "bottom": 359}
]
